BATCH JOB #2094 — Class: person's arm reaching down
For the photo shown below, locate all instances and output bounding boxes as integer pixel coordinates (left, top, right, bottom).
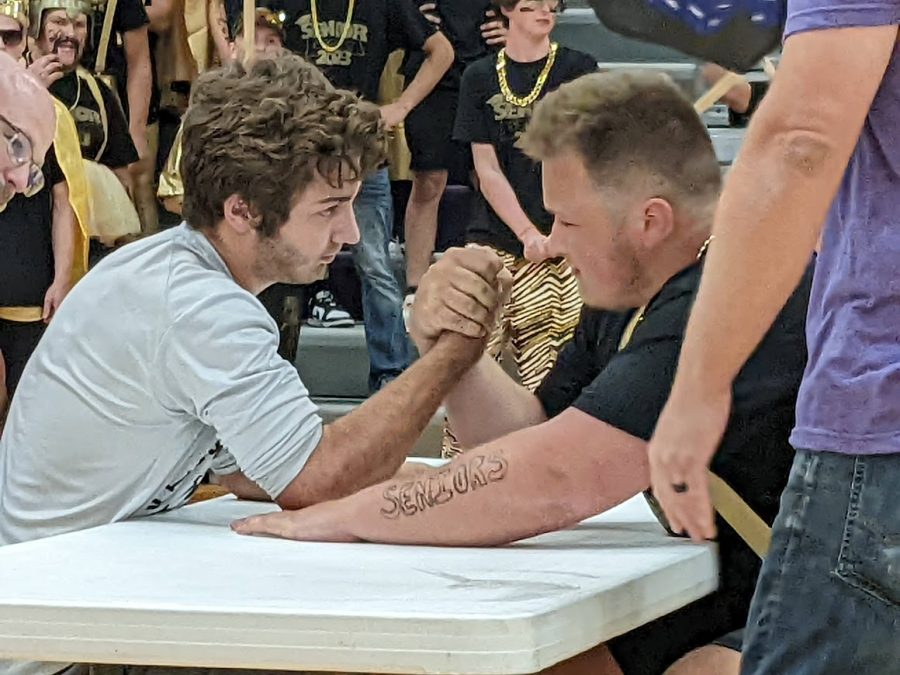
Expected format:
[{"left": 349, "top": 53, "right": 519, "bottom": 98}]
[
  {"left": 45, "top": 180, "right": 75, "bottom": 321},
  {"left": 648, "top": 25, "right": 899, "bottom": 542},
  {"left": 472, "top": 143, "right": 550, "bottom": 262},
  {"left": 123, "top": 26, "right": 152, "bottom": 155},
  {"left": 233, "top": 408, "right": 650, "bottom": 545}
]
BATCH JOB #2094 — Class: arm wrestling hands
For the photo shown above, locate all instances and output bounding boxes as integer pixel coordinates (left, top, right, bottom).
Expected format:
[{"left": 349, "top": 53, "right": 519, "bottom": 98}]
[
  {"left": 223, "top": 247, "right": 509, "bottom": 504},
  {"left": 228, "top": 248, "right": 511, "bottom": 530},
  {"left": 408, "top": 245, "right": 511, "bottom": 356}
]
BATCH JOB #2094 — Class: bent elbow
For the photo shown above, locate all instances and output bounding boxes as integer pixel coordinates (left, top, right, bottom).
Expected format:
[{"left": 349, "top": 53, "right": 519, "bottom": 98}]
[
  {"left": 774, "top": 129, "right": 837, "bottom": 179},
  {"left": 426, "top": 34, "right": 455, "bottom": 70}
]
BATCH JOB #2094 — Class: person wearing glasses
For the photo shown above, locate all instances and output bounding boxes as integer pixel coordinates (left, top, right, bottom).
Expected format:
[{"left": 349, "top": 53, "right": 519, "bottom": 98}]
[
  {"left": 1, "top": 50, "right": 56, "bottom": 425},
  {"left": 0, "top": 7, "right": 81, "bottom": 418}
]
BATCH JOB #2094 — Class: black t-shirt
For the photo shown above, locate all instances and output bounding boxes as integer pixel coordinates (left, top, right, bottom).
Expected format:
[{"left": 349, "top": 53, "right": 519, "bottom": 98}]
[
  {"left": 537, "top": 260, "right": 814, "bottom": 609},
  {"left": 0, "top": 147, "right": 66, "bottom": 307},
  {"left": 50, "top": 71, "right": 139, "bottom": 168},
  {"left": 403, "top": 0, "right": 493, "bottom": 90},
  {"left": 453, "top": 47, "right": 597, "bottom": 257},
  {"left": 276, "top": 0, "right": 435, "bottom": 102},
  {"left": 81, "top": 0, "right": 150, "bottom": 120}
]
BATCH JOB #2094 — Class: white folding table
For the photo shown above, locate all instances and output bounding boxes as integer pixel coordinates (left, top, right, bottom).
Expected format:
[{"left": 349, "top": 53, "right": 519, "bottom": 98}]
[{"left": 0, "top": 495, "right": 717, "bottom": 674}]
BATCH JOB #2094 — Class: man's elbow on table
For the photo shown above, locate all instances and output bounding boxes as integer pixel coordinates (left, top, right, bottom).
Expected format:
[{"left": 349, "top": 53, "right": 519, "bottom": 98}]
[{"left": 274, "top": 424, "right": 381, "bottom": 510}]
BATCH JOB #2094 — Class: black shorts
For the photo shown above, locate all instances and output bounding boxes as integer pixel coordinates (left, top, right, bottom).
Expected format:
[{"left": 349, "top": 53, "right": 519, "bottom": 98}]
[
  {"left": 0, "top": 318, "right": 46, "bottom": 397},
  {"left": 404, "top": 87, "right": 471, "bottom": 181}
]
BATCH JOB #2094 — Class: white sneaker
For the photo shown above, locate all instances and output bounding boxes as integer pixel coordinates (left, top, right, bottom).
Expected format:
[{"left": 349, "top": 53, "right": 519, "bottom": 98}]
[{"left": 308, "top": 290, "right": 354, "bottom": 328}]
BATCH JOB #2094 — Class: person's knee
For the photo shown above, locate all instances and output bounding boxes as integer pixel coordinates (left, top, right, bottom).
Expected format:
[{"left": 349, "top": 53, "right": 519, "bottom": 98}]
[
  {"left": 410, "top": 170, "right": 448, "bottom": 205},
  {"left": 665, "top": 645, "right": 741, "bottom": 675}
]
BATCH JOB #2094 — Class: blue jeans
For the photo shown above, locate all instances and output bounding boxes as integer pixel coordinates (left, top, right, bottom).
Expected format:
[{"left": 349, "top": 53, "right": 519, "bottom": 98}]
[
  {"left": 351, "top": 167, "right": 411, "bottom": 391},
  {"left": 741, "top": 449, "right": 900, "bottom": 674}
]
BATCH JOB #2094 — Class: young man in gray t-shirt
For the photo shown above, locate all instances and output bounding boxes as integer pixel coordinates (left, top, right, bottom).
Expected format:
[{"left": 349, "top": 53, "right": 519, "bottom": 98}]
[{"left": 0, "top": 54, "right": 508, "bottom": 675}]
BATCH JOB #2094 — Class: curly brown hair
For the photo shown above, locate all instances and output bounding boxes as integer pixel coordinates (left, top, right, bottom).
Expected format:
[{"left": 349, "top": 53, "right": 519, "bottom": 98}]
[
  {"left": 181, "top": 53, "right": 387, "bottom": 237},
  {"left": 520, "top": 71, "right": 721, "bottom": 218}
]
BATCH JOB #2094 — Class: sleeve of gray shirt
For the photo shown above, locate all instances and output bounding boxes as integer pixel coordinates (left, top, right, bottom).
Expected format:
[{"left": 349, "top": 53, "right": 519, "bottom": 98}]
[{"left": 155, "top": 287, "right": 323, "bottom": 499}]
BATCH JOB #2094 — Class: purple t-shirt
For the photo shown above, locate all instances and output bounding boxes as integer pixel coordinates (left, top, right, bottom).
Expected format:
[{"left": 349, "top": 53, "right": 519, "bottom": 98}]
[{"left": 787, "top": 0, "right": 900, "bottom": 455}]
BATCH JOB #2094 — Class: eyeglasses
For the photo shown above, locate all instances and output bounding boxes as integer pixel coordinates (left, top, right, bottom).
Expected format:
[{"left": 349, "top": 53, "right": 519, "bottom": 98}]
[
  {"left": 0, "top": 27, "right": 23, "bottom": 47},
  {"left": 0, "top": 113, "right": 46, "bottom": 206}
]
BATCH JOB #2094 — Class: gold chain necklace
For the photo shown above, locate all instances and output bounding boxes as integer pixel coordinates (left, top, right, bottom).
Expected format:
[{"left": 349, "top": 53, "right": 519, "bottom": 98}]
[
  {"left": 496, "top": 42, "right": 559, "bottom": 108},
  {"left": 310, "top": 0, "right": 356, "bottom": 54},
  {"left": 618, "top": 235, "right": 715, "bottom": 351}
]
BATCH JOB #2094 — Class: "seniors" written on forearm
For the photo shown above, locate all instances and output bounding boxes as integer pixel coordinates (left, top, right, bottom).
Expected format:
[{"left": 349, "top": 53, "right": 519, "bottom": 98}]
[{"left": 380, "top": 454, "right": 509, "bottom": 519}]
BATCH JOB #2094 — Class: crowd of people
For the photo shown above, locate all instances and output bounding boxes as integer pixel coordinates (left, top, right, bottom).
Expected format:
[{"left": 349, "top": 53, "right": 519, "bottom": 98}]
[{"left": 0, "top": 0, "right": 897, "bottom": 674}]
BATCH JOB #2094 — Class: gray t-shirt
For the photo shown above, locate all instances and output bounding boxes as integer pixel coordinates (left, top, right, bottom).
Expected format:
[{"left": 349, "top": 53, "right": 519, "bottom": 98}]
[
  {"left": 0, "top": 223, "right": 322, "bottom": 544},
  {"left": 0, "top": 224, "right": 323, "bottom": 673}
]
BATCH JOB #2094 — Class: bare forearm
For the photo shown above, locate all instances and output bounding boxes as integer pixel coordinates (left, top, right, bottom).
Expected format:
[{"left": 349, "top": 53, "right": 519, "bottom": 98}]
[
  {"left": 342, "top": 419, "right": 649, "bottom": 546},
  {"left": 478, "top": 168, "right": 537, "bottom": 240},
  {"left": 721, "top": 82, "right": 752, "bottom": 114},
  {"left": 395, "top": 37, "right": 453, "bottom": 114},
  {"left": 208, "top": 0, "right": 231, "bottom": 62},
  {"left": 281, "top": 334, "right": 481, "bottom": 508},
  {"left": 51, "top": 190, "right": 75, "bottom": 282},
  {"left": 125, "top": 39, "right": 152, "bottom": 136},
  {"left": 445, "top": 354, "right": 546, "bottom": 448}
]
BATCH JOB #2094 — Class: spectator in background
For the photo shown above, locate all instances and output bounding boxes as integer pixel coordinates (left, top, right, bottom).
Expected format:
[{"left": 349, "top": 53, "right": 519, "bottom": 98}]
[
  {"left": 444, "top": 0, "right": 596, "bottom": 454},
  {"left": 158, "top": 3, "right": 285, "bottom": 218},
  {"left": 30, "top": 0, "right": 141, "bottom": 263},
  {"left": 401, "top": 0, "right": 505, "bottom": 310},
  {"left": 0, "top": 47, "right": 57, "bottom": 428},
  {"left": 276, "top": 0, "right": 454, "bottom": 391},
  {"left": 78, "top": 0, "right": 154, "bottom": 232},
  {"left": 30, "top": 0, "right": 138, "bottom": 190},
  {"left": 0, "top": 30, "right": 82, "bottom": 417}
]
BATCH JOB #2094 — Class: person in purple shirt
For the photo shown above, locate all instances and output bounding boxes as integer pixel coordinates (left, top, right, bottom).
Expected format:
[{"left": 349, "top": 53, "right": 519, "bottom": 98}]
[{"left": 647, "top": 0, "right": 900, "bottom": 672}]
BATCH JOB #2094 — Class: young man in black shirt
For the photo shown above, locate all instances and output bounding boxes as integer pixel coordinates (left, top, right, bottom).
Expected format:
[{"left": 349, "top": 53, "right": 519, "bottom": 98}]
[
  {"left": 235, "top": 72, "right": 813, "bottom": 675},
  {"left": 400, "top": 0, "right": 503, "bottom": 303},
  {"left": 443, "top": 0, "right": 596, "bottom": 454},
  {"left": 274, "top": 0, "right": 454, "bottom": 391}
]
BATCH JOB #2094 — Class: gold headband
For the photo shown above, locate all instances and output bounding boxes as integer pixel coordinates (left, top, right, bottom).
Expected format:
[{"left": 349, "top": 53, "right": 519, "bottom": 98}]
[{"left": 255, "top": 7, "right": 285, "bottom": 30}]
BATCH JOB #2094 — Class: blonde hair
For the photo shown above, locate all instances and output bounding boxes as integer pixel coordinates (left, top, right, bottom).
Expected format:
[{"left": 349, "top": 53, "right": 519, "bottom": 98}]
[{"left": 520, "top": 71, "right": 721, "bottom": 218}]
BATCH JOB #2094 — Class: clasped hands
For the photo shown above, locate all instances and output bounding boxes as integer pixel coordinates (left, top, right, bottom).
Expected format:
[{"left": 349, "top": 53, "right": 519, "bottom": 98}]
[
  {"left": 407, "top": 245, "right": 512, "bottom": 359},
  {"left": 230, "top": 247, "right": 510, "bottom": 542}
]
